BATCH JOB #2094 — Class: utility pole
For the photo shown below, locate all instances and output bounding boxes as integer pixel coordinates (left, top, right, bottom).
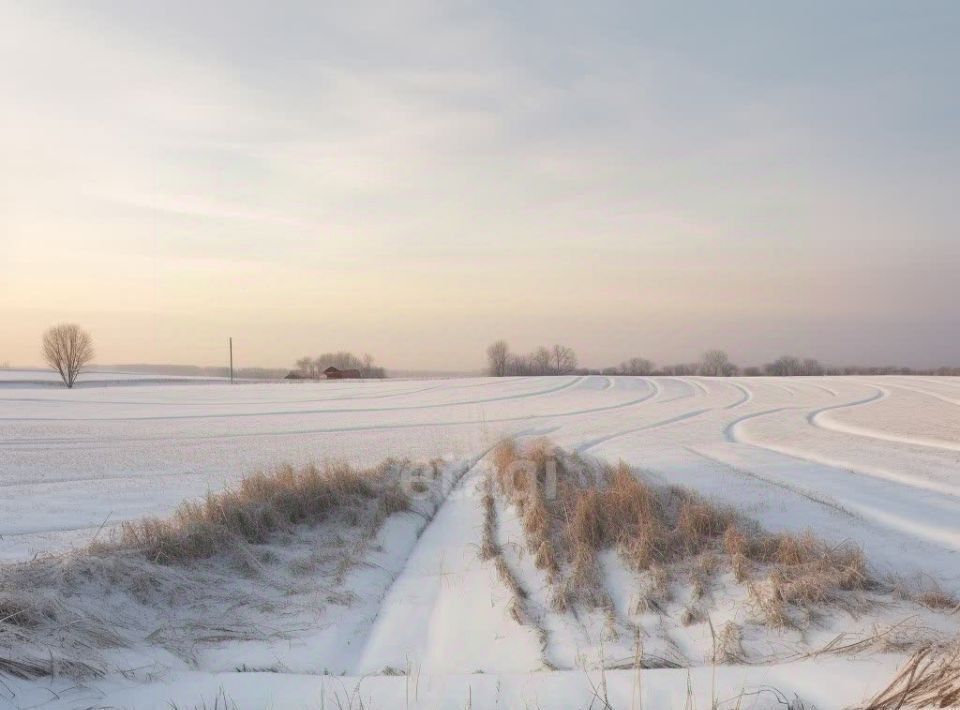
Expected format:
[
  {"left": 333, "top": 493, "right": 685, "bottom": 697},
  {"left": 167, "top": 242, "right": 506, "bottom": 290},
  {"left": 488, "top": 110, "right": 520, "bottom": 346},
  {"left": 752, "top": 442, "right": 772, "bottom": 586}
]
[{"left": 229, "top": 337, "right": 234, "bottom": 384}]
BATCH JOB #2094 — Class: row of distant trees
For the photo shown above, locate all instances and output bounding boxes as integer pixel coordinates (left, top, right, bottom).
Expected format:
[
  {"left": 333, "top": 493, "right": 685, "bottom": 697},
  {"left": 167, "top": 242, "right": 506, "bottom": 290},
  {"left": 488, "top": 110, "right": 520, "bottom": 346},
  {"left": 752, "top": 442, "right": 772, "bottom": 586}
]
[
  {"left": 294, "top": 352, "right": 386, "bottom": 379},
  {"left": 486, "top": 340, "right": 578, "bottom": 377},
  {"left": 486, "top": 343, "right": 960, "bottom": 377},
  {"left": 605, "top": 350, "right": 960, "bottom": 377}
]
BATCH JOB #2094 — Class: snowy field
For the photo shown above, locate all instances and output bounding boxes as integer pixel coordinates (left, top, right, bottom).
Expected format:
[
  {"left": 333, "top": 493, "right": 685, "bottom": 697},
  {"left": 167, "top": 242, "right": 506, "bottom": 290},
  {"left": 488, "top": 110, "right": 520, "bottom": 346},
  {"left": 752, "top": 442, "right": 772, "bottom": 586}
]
[{"left": 1, "top": 370, "right": 959, "bottom": 708}]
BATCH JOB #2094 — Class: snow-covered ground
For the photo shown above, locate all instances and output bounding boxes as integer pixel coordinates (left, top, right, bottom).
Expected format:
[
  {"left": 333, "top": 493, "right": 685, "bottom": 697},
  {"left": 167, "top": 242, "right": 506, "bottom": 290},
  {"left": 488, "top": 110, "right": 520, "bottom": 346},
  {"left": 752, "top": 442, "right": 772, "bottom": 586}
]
[{"left": 1, "top": 371, "right": 959, "bottom": 708}]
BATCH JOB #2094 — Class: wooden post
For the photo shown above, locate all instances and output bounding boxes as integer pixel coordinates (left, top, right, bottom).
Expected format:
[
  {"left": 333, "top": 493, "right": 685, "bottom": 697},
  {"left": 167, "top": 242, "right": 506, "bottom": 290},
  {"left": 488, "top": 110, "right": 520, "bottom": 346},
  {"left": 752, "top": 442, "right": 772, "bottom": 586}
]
[{"left": 229, "top": 337, "right": 234, "bottom": 384}]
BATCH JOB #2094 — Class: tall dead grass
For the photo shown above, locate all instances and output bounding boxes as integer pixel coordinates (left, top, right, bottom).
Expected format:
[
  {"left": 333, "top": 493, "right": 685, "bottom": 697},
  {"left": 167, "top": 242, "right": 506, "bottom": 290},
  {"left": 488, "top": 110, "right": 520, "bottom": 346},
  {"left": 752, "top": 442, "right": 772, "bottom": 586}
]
[
  {"left": 114, "top": 461, "right": 409, "bottom": 563},
  {"left": 1, "top": 459, "right": 412, "bottom": 679},
  {"left": 490, "top": 439, "right": 872, "bottom": 630},
  {"left": 863, "top": 642, "right": 960, "bottom": 709}
]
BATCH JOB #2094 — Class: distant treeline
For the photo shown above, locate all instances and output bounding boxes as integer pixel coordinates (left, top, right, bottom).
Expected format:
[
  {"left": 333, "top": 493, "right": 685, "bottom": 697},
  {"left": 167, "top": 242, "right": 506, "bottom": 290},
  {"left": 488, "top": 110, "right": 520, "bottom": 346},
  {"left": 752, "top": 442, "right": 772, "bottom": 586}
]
[
  {"left": 602, "top": 351, "right": 960, "bottom": 377},
  {"left": 485, "top": 341, "right": 579, "bottom": 376},
  {"left": 293, "top": 352, "right": 386, "bottom": 379},
  {"left": 486, "top": 343, "right": 960, "bottom": 377}
]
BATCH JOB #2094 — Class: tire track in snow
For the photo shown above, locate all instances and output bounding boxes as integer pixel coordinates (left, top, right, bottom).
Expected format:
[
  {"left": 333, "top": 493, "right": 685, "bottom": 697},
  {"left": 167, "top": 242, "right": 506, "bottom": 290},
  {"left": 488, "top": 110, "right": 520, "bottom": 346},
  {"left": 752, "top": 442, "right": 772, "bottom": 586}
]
[
  {"left": 808, "top": 382, "right": 839, "bottom": 397},
  {"left": 723, "top": 381, "right": 752, "bottom": 409},
  {"left": 724, "top": 406, "right": 799, "bottom": 442},
  {"left": 685, "top": 446, "right": 859, "bottom": 519},
  {"left": 885, "top": 382, "right": 960, "bottom": 407},
  {"left": 350, "top": 447, "right": 543, "bottom": 675},
  {"left": 0, "top": 379, "right": 663, "bottom": 448},
  {"left": 701, "top": 443, "right": 960, "bottom": 551},
  {"left": 686, "top": 445, "right": 960, "bottom": 575},
  {"left": 575, "top": 377, "right": 744, "bottom": 452},
  {"left": 576, "top": 407, "right": 712, "bottom": 452},
  {"left": 0, "top": 377, "right": 587, "bottom": 422},
  {"left": 726, "top": 386, "right": 960, "bottom": 500},
  {"left": 722, "top": 385, "right": 882, "bottom": 444},
  {"left": 0, "top": 377, "right": 526, "bottom": 407},
  {"left": 0, "top": 383, "right": 450, "bottom": 407},
  {"left": 684, "top": 377, "right": 710, "bottom": 396},
  {"left": 805, "top": 385, "right": 888, "bottom": 426},
  {"left": 808, "top": 385, "right": 960, "bottom": 453},
  {"left": 656, "top": 377, "right": 699, "bottom": 404}
]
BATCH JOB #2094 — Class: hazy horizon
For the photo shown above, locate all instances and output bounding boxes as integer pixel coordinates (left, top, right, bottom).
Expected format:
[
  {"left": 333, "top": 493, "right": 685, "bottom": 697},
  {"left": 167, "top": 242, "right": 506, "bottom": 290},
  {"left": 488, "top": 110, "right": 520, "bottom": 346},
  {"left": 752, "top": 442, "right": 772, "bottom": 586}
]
[{"left": 3, "top": 2, "right": 959, "bottom": 371}]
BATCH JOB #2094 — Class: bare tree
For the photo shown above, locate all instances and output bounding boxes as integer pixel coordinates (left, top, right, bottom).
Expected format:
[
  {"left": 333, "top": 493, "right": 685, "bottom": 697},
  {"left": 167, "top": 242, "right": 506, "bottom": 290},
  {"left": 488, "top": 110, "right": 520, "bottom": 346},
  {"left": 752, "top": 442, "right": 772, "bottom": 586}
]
[
  {"left": 532, "top": 346, "right": 552, "bottom": 376},
  {"left": 507, "top": 352, "right": 532, "bottom": 376},
  {"left": 765, "top": 355, "right": 803, "bottom": 376},
  {"left": 801, "top": 358, "right": 824, "bottom": 376},
  {"left": 550, "top": 344, "right": 578, "bottom": 375},
  {"left": 620, "top": 357, "right": 655, "bottom": 376},
  {"left": 486, "top": 340, "right": 510, "bottom": 377},
  {"left": 700, "top": 349, "right": 731, "bottom": 377},
  {"left": 42, "top": 324, "right": 94, "bottom": 388}
]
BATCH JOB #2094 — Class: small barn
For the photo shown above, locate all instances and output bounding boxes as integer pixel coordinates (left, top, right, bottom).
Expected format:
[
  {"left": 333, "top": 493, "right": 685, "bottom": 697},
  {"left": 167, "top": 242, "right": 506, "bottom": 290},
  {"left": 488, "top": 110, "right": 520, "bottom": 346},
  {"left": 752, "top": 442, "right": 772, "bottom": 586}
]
[{"left": 324, "top": 366, "right": 362, "bottom": 380}]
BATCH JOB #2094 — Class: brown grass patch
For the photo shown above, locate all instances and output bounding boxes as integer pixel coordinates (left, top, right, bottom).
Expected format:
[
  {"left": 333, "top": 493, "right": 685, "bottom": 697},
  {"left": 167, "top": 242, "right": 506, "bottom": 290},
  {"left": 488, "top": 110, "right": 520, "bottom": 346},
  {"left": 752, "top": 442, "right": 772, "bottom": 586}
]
[
  {"left": 864, "top": 642, "right": 960, "bottom": 709},
  {"left": 913, "top": 581, "right": 959, "bottom": 613},
  {"left": 479, "top": 477, "right": 499, "bottom": 560},
  {"left": 490, "top": 439, "right": 875, "bottom": 632},
  {"left": 114, "top": 461, "right": 408, "bottom": 563},
  {"left": 714, "top": 621, "right": 745, "bottom": 664},
  {"left": 1, "top": 459, "right": 415, "bottom": 679}
]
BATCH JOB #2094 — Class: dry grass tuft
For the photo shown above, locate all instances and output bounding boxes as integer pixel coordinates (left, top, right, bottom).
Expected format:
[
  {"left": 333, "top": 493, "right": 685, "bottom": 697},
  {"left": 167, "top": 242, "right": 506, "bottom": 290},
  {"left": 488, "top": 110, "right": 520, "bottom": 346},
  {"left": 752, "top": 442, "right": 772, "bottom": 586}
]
[
  {"left": 0, "top": 653, "right": 103, "bottom": 680},
  {"left": 680, "top": 605, "right": 703, "bottom": 627},
  {"left": 115, "top": 461, "right": 408, "bottom": 563},
  {"left": 479, "top": 476, "right": 500, "bottom": 561},
  {"left": 0, "top": 598, "right": 41, "bottom": 628},
  {"left": 914, "top": 582, "right": 959, "bottom": 613},
  {"left": 714, "top": 621, "right": 745, "bottom": 664},
  {"left": 1, "top": 458, "right": 417, "bottom": 680},
  {"left": 864, "top": 642, "right": 960, "bottom": 709},
  {"left": 490, "top": 439, "right": 877, "bottom": 634}
]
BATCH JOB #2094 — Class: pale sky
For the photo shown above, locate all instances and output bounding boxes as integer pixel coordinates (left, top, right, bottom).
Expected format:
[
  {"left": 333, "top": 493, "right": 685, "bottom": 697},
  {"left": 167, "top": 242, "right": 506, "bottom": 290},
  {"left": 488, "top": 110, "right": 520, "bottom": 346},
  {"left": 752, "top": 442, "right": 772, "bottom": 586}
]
[{"left": 2, "top": 1, "right": 958, "bottom": 371}]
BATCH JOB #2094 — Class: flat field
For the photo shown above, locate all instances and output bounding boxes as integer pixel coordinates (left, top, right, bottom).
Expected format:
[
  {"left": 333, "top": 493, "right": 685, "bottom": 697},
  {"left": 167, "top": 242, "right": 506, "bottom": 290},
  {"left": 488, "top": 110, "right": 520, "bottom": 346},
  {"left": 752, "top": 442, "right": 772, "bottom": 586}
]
[{"left": 1, "top": 371, "right": 958, "bottom": 708}]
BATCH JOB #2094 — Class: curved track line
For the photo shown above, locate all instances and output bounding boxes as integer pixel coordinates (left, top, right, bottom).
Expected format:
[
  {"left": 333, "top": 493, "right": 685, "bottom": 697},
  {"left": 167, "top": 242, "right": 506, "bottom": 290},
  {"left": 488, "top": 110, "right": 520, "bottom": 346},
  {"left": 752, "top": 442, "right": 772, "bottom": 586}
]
[
  {"left": 787, "top": 380, "right": 839, "bottom": 398},
  {"left": 685, "top": 446, "right": 858, "bottom": 519},
  {"left": 600, "top": 376, "right": 614, "bottom": 390},
  {"left": 807, "top": 385, "right": 960, "bottom": 453},
  {"left": 0, "top": 383, "right": 448, "bottom": 407},
  {"left": 0, "top": 380, "right": 664, "bottom": 448},
  {"left": 762, "top": 381, "right": 796, "bottom": 397},
  {"left": 656, "top": 377, "right": 698, "bottom": 404},
  {"left": 691, "top": 446, "right": 960, "bottom": 552},
  {"left": 576, "top": 407, "right": 712, "bottom": 452},
  {"left": 723, "top": 381, "right": 753, "bottom": 410},
  {"left": 886, "top": 382, "right": 960, "bottom": 407},
  {"left": 913, "top": 377, "right": 960, "bottom": 391},
  {"left": 724, "top": 406, "right": 799, "bottom": 442},
  {"left": 809, "top": 382, "right": 839, "bottom": 397},
  {"left": 351, "top": 448, "right": 498, "bottom": 673},
  {"left": 806, "top": 385, "right": 888, "bottom": 426},
  {"left": 0, "top": 377, "right": 587, "bottom": 422},
  {"left": 727, "top": 388, "right": 960, "bottom": 500},
  {"left": 0, "top": 467, "right": 212, "bottom": 490}
]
